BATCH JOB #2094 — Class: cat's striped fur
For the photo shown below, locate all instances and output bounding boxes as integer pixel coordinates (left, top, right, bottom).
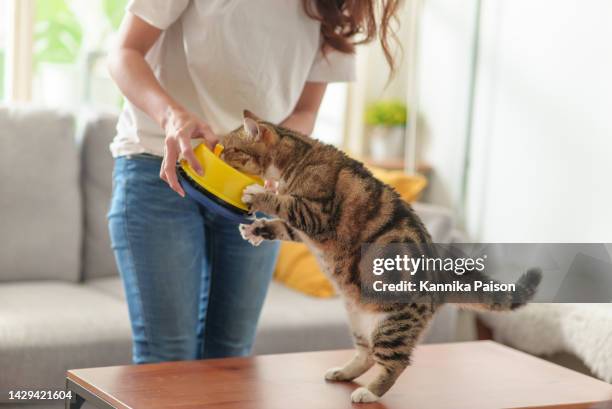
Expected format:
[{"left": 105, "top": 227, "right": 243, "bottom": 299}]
[{"left": 221, "top": 110, "right": 542, "bottom": 403}]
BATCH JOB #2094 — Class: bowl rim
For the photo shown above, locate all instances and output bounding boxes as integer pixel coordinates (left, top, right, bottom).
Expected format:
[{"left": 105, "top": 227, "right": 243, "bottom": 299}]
[{"left": 179, "top": 143, "right": 262, "bottom": 211}]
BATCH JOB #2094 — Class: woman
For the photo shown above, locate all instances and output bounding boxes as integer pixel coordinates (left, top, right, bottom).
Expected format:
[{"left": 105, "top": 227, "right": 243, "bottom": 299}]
[{"left": 108, "top": 0, "right": 399, "bottom": 364}]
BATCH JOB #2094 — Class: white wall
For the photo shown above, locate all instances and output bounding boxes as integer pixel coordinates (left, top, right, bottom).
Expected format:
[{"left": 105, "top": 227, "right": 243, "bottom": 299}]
[
  {"left": 418, "top": 0, "right": 612, "bottom": 242},
  {"left": 465, "top": 0, "right": 612, "bottom": 242},
  {"left": 415, "top": 0, "right": 479, "bottom": 207}
]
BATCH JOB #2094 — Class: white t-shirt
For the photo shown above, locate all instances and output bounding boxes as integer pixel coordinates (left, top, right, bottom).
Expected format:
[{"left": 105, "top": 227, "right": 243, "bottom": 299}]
[{"left": 111, "top": 0, "right": 356, "bottom": 157}]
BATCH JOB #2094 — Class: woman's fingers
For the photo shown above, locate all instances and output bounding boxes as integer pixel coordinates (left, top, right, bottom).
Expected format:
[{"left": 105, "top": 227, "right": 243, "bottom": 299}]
[
  {"left": 178, "top": 131, "right": 203, "bottom": 175},
  {"left": 159, "top": 155, "right": 167, "bottom": 181},
  {"left": 159, "top": 107, "right": 217, "bottom": 196},
  {"left": 163, "top": 137, "right": 185, "bottom": 197},
  {"left": 198, "top": 121, "right": 219, "bottom": 148}
]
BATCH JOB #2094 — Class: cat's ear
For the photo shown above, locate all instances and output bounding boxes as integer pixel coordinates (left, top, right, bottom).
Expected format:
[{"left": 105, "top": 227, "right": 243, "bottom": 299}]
[
  {"left": 243, "top": 109, "right": 262, "bottom": 121},
  {"left": 243, "top": 117, "right": 260, "bottom": 141}
]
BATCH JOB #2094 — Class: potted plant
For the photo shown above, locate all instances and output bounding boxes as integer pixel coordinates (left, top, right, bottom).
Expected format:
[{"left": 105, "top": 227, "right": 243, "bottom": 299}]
[
  {"left": 364, "top": 100, "right": 408, "bottom": 161},
  {"left": 33, "top": 0, "right": 82, "bottom": 107},
  {"left": 33, "top": 0, "right": 126, "bottom": 109}
]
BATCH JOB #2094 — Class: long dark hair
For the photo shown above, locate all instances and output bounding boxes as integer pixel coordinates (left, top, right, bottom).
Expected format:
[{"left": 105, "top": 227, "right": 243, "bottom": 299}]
[{"left": 302, "top": 0, "right": 401, "bottom": 73}]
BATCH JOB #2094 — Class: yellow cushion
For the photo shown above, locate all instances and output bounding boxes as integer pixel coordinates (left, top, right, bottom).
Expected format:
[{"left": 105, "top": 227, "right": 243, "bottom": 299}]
[
  {"left": 273, "top": 167, "right": 427, "bottom": 298},
  {"left": 369, "top": 167, "right": 428, "bottom": 203},
  {"left": 274, "top": 242, "right": 337, "bottom": 298}
]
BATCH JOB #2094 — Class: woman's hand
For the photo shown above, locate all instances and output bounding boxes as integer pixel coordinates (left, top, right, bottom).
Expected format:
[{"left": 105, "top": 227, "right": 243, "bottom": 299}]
[
  {"left": 160, "top": 106, "right": 218, "bottom": 197},
  {"left": 107, "top": 13, "right": 218, "bottom": 197}
]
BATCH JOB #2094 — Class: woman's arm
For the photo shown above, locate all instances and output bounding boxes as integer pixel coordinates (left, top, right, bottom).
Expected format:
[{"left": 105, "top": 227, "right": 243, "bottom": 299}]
[
  {"left": 108, "top": 13, "right": 216, "bottom": 197},
  {"left": 281, "top": 82, "right": 327, "bottom": 135},
  {"left": 108, "top": 13, "right": 169, "bottom": 126}
]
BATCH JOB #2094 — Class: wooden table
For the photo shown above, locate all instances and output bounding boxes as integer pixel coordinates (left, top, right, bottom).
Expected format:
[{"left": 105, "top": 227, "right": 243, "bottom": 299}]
[{"left": 65, "top": 341, "right": 612, "bottom": 409}]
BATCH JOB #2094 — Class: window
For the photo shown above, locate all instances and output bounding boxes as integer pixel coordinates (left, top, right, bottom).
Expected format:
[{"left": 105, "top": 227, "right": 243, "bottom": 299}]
[
  {"left": 0, "top": 1, "right": 8, "bottom": 101},
  {"left": 312, "top": 83, "right": 348, "bottom": 147},
  {"left": 31, "top": 0, "right": 126, "bottom": 110}
]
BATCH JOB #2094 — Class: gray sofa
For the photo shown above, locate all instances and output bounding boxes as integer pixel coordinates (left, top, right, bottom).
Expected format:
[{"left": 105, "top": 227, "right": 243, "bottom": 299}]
[{"left": 0, "top": 106, "right": 462, "bottom": 408}]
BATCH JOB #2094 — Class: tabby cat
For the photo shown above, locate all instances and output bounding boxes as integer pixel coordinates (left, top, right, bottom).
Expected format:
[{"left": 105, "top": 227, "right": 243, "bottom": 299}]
[{"left": 220, "top": 110, "right": 542, "bottom": 403}]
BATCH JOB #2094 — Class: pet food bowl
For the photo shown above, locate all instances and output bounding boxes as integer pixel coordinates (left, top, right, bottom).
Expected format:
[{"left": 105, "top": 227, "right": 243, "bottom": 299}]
[{"left": 177, "top": 143, "right": 263, "bottom": 224}]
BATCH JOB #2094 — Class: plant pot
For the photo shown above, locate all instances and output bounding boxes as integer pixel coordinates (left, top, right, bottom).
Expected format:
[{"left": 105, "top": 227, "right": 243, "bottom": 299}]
[
  {"left": 34, "top": 63, "right": 81, "bottom": 108},
  {"left": 368, "top": 125, "right": 406, "bottom": 162}
]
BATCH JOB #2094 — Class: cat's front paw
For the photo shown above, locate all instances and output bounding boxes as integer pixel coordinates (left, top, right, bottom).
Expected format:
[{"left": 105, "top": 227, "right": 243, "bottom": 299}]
[
  {"left": 242, "top": 184, "right": 267, "bottom": 208},
  {"left": 239, "top": 219, "right": 274, "bottom": 246},
  {"left": 350, "top": 387, "right": 379, "bottom": 403},
  {"left": 239, "top": 223, "right": 264, "bottom": 246}
]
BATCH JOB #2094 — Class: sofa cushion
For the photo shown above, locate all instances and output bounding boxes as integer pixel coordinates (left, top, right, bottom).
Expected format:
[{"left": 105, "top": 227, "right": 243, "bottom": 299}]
[
  {"left": 87, "top": 275, "right": 126, "bottom": 300},
  {"left": 0, "top": 282, "right": 132, "bottom": 397},
  {"left": 81, "top": 113, "right": 120, "bottom": 279},
  {"left": 0, "top": 106, "right": 81, "bottom": 282},
  {"left": 253, "top": 283, "right": 353, "bottom": 354},
  {"left": 85, "top": 278, "right": 459, "bottom": 357},
  {"left": 86, "top": 277, "right": 354, "bottom": 354}
]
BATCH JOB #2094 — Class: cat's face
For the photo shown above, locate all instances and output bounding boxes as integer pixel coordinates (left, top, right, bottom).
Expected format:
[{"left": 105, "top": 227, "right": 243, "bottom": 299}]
[{"left": 221, "top": 111, "right": 277, "bottom": 177}]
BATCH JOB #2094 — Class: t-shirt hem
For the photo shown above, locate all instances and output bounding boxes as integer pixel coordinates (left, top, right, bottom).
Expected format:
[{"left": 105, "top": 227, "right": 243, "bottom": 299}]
[{"left": 109, "top": 135, "right": 164, "bottom": 158}]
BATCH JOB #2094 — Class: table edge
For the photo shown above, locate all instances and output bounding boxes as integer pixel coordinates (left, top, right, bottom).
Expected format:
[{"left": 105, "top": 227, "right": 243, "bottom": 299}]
[{"left": 67, "top": 372, "right": 129, "bottom": 409}]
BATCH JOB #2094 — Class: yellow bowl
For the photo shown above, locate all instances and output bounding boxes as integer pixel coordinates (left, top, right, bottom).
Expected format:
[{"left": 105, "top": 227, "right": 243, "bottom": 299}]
[{"left": 179, "top": 144, "right": 263, "bottom": 212}]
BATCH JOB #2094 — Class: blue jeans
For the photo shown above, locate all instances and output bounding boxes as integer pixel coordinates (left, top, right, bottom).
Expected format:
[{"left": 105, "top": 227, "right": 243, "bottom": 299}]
[{"left": 108, "top": 154, "right": 279, "bottom": 364}]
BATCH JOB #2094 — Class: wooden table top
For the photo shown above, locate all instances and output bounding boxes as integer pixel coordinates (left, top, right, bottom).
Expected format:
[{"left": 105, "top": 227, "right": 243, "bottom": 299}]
[{"left": 67, "top": 341, "right": 612, "bottom": 409}]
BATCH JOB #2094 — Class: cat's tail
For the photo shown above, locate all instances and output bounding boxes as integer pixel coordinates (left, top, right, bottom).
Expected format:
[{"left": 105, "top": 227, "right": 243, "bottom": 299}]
[{"left": 455, "top": 267, "right": 542, "bottom": 312}]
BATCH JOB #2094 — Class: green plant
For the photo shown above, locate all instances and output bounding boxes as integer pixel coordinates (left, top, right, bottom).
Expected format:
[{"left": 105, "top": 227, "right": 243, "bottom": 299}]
[
  {"left": 34, "top": 0, "right": 82, "bottom": 66},
  {"left": 364, "top": 100, "right": 408, "bottom": 127},
  {"left": 104, "top": 0, "right": 128, "bottom": 30},
  {"left": 34, "top": 0, "right": 127, "bottom": 67}
]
